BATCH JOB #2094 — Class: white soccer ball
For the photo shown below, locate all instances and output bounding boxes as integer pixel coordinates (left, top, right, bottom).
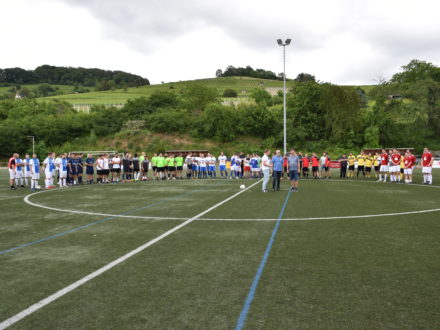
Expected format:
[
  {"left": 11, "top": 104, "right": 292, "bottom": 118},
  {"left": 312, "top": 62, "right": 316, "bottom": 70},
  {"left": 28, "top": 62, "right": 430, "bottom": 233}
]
[
  {"left": 240, "top": 184, "right": 245, "bottom": 190},
  {"left": 36, "top": 185, "right": 41, "bottom": 190}
]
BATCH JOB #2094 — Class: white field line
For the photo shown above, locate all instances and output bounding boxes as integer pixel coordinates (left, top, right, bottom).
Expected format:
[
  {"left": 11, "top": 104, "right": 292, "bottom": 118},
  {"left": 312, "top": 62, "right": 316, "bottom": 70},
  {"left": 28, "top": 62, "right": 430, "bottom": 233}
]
[
  {"left": 24, "top": 182, "right": 440, "bottom": 222},
  {"left": 0, "top": 180, "right": 262, "bottom": 329}
]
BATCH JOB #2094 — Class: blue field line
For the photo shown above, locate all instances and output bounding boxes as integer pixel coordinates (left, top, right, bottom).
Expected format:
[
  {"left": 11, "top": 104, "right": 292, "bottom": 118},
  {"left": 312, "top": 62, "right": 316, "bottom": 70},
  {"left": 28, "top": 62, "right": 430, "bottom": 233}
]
[
  {"left": 0, "top": 184, "right": 222, "bottom": 256},
  {"left": 235, "top": 190, "right": 292, "bottom": 330}
]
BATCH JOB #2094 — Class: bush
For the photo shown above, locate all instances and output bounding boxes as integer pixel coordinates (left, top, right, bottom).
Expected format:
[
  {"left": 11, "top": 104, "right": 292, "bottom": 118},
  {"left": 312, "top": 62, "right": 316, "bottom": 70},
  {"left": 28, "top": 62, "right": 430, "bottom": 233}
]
[{"left": 222, "top": 89, "right": 238, "bottom": 97}]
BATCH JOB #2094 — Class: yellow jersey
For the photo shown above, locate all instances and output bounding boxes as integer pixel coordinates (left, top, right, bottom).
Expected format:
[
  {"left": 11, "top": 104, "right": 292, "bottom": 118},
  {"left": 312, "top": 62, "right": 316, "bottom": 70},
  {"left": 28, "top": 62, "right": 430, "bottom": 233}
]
[
  {"left": 373, "top": 155, "right": 380, "bottom": 166},
  {"left": 357, "top": 155, "right": 366, "bottom": 166},
  {"left": 348, "top": 156, "right": 356, "bottom": 166},
  {"left": 400, "top": 157, "right": 405, "bottom": 169},
  {"left": 365, "top": 156, "right": 373, "bottom": 167}
]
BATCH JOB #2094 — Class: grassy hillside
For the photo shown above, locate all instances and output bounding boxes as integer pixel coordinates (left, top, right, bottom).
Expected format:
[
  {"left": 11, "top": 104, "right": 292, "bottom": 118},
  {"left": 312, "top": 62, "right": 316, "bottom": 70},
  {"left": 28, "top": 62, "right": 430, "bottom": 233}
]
[{"left": 38, "top": 77, "right": 293, "bottom": 105}]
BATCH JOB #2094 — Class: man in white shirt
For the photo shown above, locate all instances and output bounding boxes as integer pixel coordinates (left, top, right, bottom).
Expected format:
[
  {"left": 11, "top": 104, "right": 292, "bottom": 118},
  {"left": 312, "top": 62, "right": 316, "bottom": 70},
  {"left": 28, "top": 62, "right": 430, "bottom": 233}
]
[
  {"left": 261, "top": 149, "right": 271, "bottom": 192},
  {"left": 43, "top": 152, "right": 56, "bottom": 189},
  {"left": 218, "top": 152, "right": 228, "bottom": 178},
  {"left": 111, "top": 154, "right": 121, "bottom": 183}
]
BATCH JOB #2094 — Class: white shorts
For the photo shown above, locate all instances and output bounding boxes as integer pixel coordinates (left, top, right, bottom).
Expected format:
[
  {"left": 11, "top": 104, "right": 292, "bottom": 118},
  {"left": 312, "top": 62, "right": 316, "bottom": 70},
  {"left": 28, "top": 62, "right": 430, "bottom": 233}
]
[
  {"left": 391, "top": 166, "right": 400, "bottom": 172},
  {"left": 59, "top": 171, "right": 67, "bottom": 178},
  {"left": 380, "top": 165, "right": 388, "bottom": 172},
  {"left": 422, "top": 167, "right": 432, "bottom": 174},
  {"left": 15, "top": 171, "right": 23, "bottom": 178},
  {"left": 9, "top": 169, "right": 16, "bottom": 180},
  {"left": 45, "top": 170, "right": 53, "bottom": 179},
  {"left": 24, "top": 171, "right": 31, "bottom": 178},
  {"left": 404, "top": 168, "right": 413, "bottom": 175},
  {"left": 32, "top": 173, "right": 40, "bottom": 180}
]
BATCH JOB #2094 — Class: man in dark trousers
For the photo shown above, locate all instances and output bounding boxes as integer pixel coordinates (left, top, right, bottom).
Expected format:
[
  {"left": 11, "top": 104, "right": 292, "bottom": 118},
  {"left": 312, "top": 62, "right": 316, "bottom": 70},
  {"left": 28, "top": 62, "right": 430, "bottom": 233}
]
[{"left": 339, "top": 154, "right": 348, "bottom": 179}]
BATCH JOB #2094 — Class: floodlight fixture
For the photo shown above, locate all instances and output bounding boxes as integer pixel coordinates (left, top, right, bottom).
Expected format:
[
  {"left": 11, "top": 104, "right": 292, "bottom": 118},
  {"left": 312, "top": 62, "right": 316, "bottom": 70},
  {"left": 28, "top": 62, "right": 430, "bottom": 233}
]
[{"left": 276, "top": 38, "right": 292, "bottom": 154}]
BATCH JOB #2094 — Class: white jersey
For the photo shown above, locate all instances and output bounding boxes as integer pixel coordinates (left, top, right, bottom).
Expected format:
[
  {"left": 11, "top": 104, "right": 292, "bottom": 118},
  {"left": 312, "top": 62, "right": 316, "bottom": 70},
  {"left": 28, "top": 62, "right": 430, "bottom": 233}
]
[
  {"left": 112, "top": 157, "right": 121, "bottom": 169},
  {"left": 55, "top": 157, "right": 62, "bottom": 170},
  {"left": 103, "top": 158, "right": 109, "bottom": 170},
  {"left": 29, "top": 159, "right": 40, "bottom": 173},
  {"left": 209, "top": 156, "right": 216, "bottom": 166},
  {"left": 96, "top": 158, "right": 104, "bottom": 170},
  {"left": 199, "top": 157, "right": 207, "bottom": 168},
  {"left": 218, "top": 155, "right": 227, "bottom": 165}
]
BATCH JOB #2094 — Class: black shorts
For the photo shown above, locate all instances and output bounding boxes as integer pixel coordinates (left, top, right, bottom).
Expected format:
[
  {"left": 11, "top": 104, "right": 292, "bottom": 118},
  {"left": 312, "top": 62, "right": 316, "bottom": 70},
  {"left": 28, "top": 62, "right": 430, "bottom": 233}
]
[
  {"left": 400, "top": 168, "right": 404, "bottom": 173},
  {"left": 97, "top": 169, "right": 103, "bottom": 176},
  {"left": 283, "top": 166, "right": 288, "bottom": 173},
  {"left": 349, "top": 165, "right": 355, "bottom": 171},
  {"left": 176, "top": 166, "right": 183, "bottom": 171},
  {"left": 157, "top": 167, "right": 164, "bottom": 172},
  {"left": 168, "top": 166, "right": 176, "bottom": 172},
  {"left": 103, "top": 169, "right": 110, "bottom": 175},
  {"left": 374, "top": 165, "right": 380, "bottom": 172},
  {"left": 323, "top": 166, "right": 329, "bottom": 171},
  {"left": 312, "top": 166, "right": 319, "bottom": 173},
  {"left": 357, "top": 166, "right": 364, "bottom": 172},
  {"left": 302, "top": 167, "right": 309, "bottom": 172},
  {"left": 124, "top": 168, "right": 132, "bottom": 173},
  {"left": 112, "top": 168, "right": 121, "bottom": 173},
  {"left": 366, "top": 167, "right": 372, "bottom": 172},
  {"left": 152, "top": 166, "right": 157, "bottom": 172}
]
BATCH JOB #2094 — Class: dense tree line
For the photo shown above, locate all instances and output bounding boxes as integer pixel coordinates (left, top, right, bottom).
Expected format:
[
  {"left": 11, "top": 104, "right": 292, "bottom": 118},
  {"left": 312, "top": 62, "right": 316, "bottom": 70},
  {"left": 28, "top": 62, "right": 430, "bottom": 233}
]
[
  {"left": 1, "top": 59, "right": 439, "bottom": 158},
  {"left": 217, "top": 65, "right": 280, "bottom": 80},
  {"left": 0, "top": 65, "right": 149, "bottom": 87}
]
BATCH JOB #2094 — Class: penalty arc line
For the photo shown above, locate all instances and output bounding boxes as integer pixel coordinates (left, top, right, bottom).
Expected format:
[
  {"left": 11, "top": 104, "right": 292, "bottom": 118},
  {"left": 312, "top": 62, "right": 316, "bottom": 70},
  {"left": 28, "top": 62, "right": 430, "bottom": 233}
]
[{"left": 0, "top": 179, "right": 262, "bottom": 329}]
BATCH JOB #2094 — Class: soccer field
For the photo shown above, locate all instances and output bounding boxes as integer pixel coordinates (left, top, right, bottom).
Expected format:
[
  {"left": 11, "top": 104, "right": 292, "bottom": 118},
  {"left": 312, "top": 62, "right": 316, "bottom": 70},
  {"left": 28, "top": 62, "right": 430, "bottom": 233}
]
[{"left": 1, "top": 169, "right": 439, "bottom": 329}]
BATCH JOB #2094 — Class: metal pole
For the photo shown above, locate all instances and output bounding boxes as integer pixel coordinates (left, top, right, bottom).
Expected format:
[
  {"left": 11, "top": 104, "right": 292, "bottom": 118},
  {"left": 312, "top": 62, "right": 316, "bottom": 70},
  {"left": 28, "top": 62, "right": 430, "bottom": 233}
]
[
  {"left": 283, "top": 45, "right": 287, "bottom": 155},
  {"left": 32, "top": 136, "right": 35, "bottom": 155}
]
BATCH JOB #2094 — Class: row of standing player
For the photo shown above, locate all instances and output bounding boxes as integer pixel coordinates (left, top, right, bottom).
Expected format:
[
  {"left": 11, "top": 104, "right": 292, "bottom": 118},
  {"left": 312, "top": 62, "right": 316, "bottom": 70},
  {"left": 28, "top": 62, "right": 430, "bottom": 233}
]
[{"left": 6, "top": 148, "right": 435, "bottom": 190}]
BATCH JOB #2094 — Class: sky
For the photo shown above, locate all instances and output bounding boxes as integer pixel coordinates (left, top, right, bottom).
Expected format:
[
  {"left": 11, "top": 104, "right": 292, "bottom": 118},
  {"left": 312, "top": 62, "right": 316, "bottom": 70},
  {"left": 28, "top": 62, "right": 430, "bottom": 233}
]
[{"left": 1, "top": 0, "right": 440, "bottom": 85}]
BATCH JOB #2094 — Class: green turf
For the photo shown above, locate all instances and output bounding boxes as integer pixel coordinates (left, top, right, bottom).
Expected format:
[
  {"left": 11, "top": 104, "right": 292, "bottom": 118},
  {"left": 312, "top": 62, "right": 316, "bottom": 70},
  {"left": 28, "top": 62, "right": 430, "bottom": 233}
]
[{"left": 1, "top": 169, "right": 439, "bottom": 329}]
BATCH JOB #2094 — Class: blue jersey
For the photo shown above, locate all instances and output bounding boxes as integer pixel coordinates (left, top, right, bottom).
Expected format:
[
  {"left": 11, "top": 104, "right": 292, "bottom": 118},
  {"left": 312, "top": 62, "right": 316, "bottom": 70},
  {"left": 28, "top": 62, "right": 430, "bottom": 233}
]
[
  {"left": 16, "top": 158, "right": 23, "bottom": 171},
  {"left": 250, "top": 158, "right": 258, "bottom": 168},
  {"left": 61, "top": 158, "right": 68, "bottom": 171},
  {"left": 25, "top": 158, "right": 31, "bottom": 172},
  {"left": 86, "top": 158, "right": 95, "bottom": 166},
  {"left": 31, "top": 158, "right": 40, "bottom": 173}
]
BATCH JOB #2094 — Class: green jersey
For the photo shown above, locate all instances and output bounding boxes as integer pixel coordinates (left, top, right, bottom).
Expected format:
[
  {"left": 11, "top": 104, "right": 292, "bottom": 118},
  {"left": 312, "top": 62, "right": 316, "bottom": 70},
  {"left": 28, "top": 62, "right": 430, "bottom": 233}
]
[
  {"left": 168, "top": 157, "right": 175, "bottom": 166},
  {"left": 156, "top": 156, "right": 165, "bottom": 168},
  {"left": 139, "top": 155, "right": 145, "bottom": 164},
  {"left": 151, "top": 156, "right": 157, "bottom": 166},
  {"left": 175, "top": 156, "right": 184, "bottom": 167}
]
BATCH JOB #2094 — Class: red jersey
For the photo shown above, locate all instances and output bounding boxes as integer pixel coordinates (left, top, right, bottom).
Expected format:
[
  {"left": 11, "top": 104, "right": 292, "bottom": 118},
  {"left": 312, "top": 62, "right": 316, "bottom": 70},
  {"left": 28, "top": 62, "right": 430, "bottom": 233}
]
[
  {"left": 422, "top": 152, "right": 432, "bottom": 167},
  {"left": 380, "top": 153, "right": 388, "bottom": 165},
  {"left": 391, "top": 154, "right": 401, "bottom": 165},
  {"left": 8, "top": 157, "right": 16, "bottom": 170},
  {"left": 283, "top": 158, "right": 288, "bottom": 167},
  {"left": 404, "top": 156, "right": 414, "bottom": 168},
  {"left": 302, "top": 157, "right": 310, "bottom": 167},
  {"left": 324, "top": 156, "right": 330, "bottom": 167},
  {"left": 311, "top": 156, "right": 319, "bottom": 167}
]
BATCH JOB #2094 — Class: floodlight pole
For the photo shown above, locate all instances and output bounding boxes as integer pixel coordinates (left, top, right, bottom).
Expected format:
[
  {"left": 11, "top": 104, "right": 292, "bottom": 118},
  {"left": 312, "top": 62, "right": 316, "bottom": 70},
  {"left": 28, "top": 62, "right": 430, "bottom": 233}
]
[
  {"left": 277, "top": 38, "right": 291, "bottom": 155},
  {"left": 27, "top": 136, "right": 35, "bottom": 155}
]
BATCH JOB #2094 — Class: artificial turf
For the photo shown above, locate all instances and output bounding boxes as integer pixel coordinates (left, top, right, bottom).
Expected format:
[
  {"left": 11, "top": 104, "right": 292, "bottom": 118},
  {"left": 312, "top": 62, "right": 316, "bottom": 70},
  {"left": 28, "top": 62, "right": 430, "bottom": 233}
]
[{"left": 1, "top": 169, "right": 439, "bottom": 329}]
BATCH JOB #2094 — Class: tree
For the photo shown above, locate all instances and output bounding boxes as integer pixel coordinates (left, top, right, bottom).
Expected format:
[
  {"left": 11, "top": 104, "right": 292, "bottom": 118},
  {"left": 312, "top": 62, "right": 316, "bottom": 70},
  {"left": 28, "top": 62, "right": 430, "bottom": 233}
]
[
  {"left": 215, "top": 69, "right": 223, "bottom": 77},
  {"left": 294, "top": 73, "right": 316, "bottom": 83},
  {"left": 250, "top": 88, "right": 272, "bottom": 106}
]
